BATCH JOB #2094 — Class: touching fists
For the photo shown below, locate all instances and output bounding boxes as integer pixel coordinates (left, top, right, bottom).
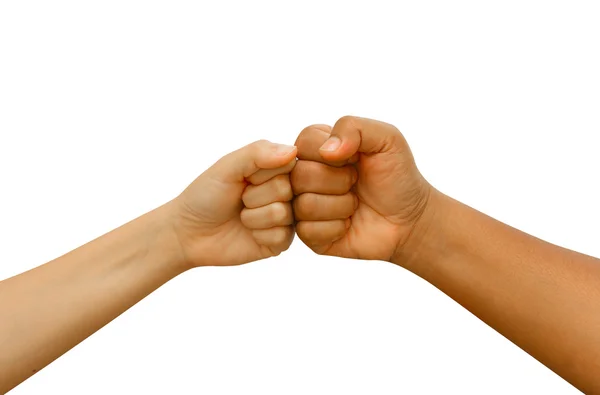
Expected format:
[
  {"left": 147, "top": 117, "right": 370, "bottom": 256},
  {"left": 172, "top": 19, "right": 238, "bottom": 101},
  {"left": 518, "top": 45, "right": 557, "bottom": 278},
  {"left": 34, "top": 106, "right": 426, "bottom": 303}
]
[{"left": 169, "top": 116, "right": 433, "bottom": 268}]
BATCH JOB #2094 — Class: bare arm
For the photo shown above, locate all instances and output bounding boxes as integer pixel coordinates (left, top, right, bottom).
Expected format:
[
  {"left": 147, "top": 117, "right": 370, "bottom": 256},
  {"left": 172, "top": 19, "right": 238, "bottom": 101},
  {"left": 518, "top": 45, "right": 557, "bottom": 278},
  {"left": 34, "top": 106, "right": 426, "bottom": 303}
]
[
  {"left": 291, "top": 116, "right": 600, "bottom": 393},
  {"left": 0, "top": 203, "right": 184, "bottom": 392},
  {"left": 397, "top": 190, "right": 600, "bottom": 393},
  {"left": 0, "top": 139, "right": 298, "bottom": 393}
]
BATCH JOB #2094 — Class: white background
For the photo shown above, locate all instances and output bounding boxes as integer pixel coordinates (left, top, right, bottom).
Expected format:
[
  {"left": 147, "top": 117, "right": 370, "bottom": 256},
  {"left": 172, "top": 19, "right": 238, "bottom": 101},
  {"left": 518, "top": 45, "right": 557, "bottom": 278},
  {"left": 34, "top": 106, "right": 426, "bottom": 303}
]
[{"left": 1, "top": 1, "right": 598, "bottom": 394}]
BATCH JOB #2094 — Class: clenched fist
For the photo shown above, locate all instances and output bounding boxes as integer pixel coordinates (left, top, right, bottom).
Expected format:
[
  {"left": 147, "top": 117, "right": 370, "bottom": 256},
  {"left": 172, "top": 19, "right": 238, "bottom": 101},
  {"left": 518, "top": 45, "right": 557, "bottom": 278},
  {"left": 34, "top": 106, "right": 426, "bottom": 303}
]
[
  {"left": 171, "top": 140, "right": 297, "bottom": 267},
  {"left": 291, "top": 116, "right": 432, "bottom": 265}
]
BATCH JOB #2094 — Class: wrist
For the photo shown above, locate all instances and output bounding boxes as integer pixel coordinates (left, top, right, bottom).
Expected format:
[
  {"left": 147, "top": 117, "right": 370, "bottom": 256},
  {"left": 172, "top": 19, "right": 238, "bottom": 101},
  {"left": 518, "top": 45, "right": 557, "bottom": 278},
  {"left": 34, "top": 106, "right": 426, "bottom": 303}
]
[
  {"left": 146, "top": 200, "right": 191, "bottom": 273},
  {"left": 391, "top": 187, "right": 453, "bottom": 276}
]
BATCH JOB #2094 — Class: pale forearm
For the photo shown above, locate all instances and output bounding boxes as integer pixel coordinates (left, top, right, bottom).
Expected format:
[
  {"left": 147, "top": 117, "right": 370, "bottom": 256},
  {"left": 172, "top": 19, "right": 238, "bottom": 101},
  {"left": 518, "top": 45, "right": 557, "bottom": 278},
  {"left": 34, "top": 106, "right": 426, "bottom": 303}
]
[
  {"left": 398, "top": 190, "right": 600, "bottom": 393},
  {"left": 0, "top": 201, "right": 186, "bottom": 392}
]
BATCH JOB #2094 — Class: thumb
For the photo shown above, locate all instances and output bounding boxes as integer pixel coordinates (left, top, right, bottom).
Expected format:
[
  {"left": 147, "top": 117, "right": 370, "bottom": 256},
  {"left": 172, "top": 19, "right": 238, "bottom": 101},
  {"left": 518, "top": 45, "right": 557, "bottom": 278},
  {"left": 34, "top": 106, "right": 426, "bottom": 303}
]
[
  {"left": 319, "top": 116, "right": 403, "bottom": 161},
  {"left": 211, "top": 139, "right": 297, "bottom": 183}
]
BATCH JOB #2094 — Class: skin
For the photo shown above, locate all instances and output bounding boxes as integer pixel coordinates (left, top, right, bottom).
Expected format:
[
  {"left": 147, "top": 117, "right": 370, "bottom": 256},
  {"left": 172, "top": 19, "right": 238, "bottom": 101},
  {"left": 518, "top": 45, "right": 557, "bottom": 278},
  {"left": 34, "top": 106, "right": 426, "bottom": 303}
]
[
  {"left": 0, "top": 139, "right": 298, "bottom": 393},
  {"left": 292, "top": 116, "right": 600, "bottom": 393},
  {"left": 2, "top": 117, "right": 599, "bottom": 392}
]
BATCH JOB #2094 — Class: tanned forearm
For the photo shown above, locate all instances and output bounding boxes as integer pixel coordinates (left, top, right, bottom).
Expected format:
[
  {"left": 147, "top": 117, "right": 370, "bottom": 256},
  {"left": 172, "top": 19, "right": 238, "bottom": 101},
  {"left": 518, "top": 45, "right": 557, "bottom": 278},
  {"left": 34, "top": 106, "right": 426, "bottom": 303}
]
[
  {"left": 397, "top": 189, "right": 600, "bottom": 393},
  {"left": 0, "top": 202, "right": 186, "bottom": 393}
]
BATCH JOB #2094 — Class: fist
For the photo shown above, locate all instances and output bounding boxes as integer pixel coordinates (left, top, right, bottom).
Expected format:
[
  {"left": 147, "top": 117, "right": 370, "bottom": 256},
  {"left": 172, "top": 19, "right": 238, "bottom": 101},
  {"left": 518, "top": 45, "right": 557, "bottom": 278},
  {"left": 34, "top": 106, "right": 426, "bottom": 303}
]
[
  {"left": 291, "top": 116, "right": 432, "bottom": 265},
  {"left": 171, "top": 140, "right": 297, "bottom": 268}
]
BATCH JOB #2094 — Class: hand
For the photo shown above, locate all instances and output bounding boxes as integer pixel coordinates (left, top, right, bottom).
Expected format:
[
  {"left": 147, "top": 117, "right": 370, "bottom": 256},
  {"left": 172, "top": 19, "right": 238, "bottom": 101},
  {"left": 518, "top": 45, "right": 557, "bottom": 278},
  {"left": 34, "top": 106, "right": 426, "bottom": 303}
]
[
  {"left": 291, "top": 116, "right": 432, "bottom": 265},
  {"left": 170, "top": 140, "right": 297, "bottom": 268}
]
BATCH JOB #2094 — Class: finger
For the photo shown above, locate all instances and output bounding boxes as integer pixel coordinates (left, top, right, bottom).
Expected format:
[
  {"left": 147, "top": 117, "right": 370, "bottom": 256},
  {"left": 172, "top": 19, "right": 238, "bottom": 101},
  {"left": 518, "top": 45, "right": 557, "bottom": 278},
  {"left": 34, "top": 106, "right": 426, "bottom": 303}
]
[
  {"left": 210, "top": 140, "right": 297, "bottom": 183},
  {"left": 296, "top": 219, "right": 349, "bottom": 248},
  {"left": 290, "top": 160, "right": 356, "bottom": 195},
  {"left": 293, "top": 192, "right": 357, "bottom": 221},
  {"left": 246, "top": 158, "right": 296, "bottom": 185},
  {"left": 240, "top": 201, "right": 293, "bottom": 229},
  {"left": 295, "top": 125, "right": 359, "bottom": 167},
  {"left": 242, "top": 174, "right": 293, "bottom": 209},
  {"left": 252, "top": 226, "right": 295, "bottom": 254},
  {"left": 319, "top": 116, "right": 406, "bottom": 162}
]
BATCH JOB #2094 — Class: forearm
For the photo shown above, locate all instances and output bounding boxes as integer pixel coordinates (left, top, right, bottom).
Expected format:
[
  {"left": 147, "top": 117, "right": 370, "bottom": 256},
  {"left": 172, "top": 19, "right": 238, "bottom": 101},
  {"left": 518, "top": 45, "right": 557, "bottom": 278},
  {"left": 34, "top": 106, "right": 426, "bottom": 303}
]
[
  {"left": 0, "top": 201, "right": 186, "bottom": 393},
  {"left": 398, "top": 190, "right": 600, "bottom": 393}
]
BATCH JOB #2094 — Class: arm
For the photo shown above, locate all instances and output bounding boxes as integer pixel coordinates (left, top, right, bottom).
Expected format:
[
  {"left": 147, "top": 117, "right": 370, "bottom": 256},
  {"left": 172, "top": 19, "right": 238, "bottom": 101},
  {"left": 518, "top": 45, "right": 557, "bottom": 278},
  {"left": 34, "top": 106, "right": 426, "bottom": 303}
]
[
  {"left": 0, "top": 139, "right": 298, "bottom": 393},
  {"left": 291, "top": 116, "right": 600, "bottom": 393},
  {"left": 0, "top": 203, "right": 184, "bottom": 392},
  {"left": 397, "top": 190, "right": 600, "bottom": 393}
]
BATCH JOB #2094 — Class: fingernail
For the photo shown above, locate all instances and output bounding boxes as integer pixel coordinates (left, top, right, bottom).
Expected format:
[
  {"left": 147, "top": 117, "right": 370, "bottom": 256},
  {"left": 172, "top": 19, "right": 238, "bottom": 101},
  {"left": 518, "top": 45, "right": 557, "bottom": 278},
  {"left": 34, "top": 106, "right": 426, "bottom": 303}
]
[
  {"left": 274, "top": 144, "right": 296, "bottom": 156},
  {"left": 319, "top": 136, "right": 341, "bottom": 152}
]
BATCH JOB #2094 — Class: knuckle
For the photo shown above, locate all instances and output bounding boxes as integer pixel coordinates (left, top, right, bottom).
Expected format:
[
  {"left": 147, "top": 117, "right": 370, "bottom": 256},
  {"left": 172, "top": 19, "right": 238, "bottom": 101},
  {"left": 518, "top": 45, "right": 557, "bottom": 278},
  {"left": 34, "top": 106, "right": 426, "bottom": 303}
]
[
  {"left": 290, "top": 161, "right": 310, "bottom": 193},
  {"left": 249, "top": 139, "right": 271, "bottom": 155},
  {"left": 295, "top": 124, "right": 331, "bottom": 155},
  {"left": 296, "top": 124, "right": 324, "bottom": 144},
  {"left": 274, "top": 175, "right": 292, "bottom": 200},
  {"left": 334, "top": 115, "right": 357, "bottom": 130},
  {"left": 279, "top": 233, "right": 293, "bottom": 251},
  {"left": 295, "top": 221, "right": 312, "bottom": 242},
  {"left": 294, "top": 222, "right": 326, "bottom": 254},
  {"left": 303, "top": 194, "right": 317, "bottom": 213},
  {"left": 270, "top": 202, "right": 289, "bottom": 223},
  {"left": 272, "top": 227, "right": 289, "bottom": 245},
  {"left": 252, "top": 138, "right": 270, "bottom": 147},
  {"left": 296, "top": 194, "right": 316, "bottom": 219}
]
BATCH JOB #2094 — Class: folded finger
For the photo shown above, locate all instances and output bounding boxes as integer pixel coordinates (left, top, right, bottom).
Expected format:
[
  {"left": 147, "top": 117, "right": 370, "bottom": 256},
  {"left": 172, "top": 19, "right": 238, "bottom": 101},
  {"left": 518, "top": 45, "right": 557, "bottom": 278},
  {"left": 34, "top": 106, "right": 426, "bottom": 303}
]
[
  {"left": 243, "top": 174, "right": 292, "bottom": 209},
  {"left": 241, "top": 201, "right": 293, "bottom": 229},
  {"left": 296, "top": 219, "right": 349, "bottom": 248},
  {"left": 290, "top": 160, "right": 356, "bottom": 195},
  {"left": 246, "top": 158, "right": 296, "bottom": 185},
  {"left": 293, "top": 192, "right": 357, "bottom": 221},
  {"left": 252, "top": 226, "right": 295, "bottom": 254},
  {"left": 295, "top": 125, "right": 359, "bottom": 166}
]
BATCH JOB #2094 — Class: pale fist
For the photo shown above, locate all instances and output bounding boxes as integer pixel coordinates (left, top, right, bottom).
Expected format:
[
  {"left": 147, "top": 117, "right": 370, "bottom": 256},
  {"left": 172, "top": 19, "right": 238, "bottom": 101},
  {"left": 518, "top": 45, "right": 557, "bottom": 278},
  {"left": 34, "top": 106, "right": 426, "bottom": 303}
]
[
  {"left": 171, "top": 140, "right": 296, "bottom": 268},
  {"left": 291, "top": 116, "right": 432, "bottom": 264}
]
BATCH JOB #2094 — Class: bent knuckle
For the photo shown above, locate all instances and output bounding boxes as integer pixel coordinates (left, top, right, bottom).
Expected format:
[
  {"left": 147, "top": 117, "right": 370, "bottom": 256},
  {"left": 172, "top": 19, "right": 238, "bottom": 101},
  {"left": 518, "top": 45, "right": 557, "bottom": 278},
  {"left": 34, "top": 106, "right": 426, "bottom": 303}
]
[
  {"left": 303, "top": 194, "right": 318, "bottom": 214},
  {"left": 270, "top": 202, "right": 290, "bottom": 223},
  {"left": 275, "top": 175, "right": 292, "bottom": 200},
  {"left": 272, "top": 227, "right": 289, "bottom": 245},
  {"left": 290, "top": 161, "right": 311, "bottom": 193},
  {"left": 279, "top": 234, "right": 293, "bottom": 252},
  {"left": 295, "top": 194, "right": 316, "bottom": 219},
  {"left": 334, "top": 115, "right": 358, "bottom": 130},
  {"left": 247, "top": 139, "right": 271, "bottom": 156},
  {"left": 297, "top": 124, "right": 326, "bottom": 143},
  {"left": 251, "top": 138, "right": 270, "bottom": 148},
  {"left": 295, "top": 221, "right": 312, "bottom": 241}
]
